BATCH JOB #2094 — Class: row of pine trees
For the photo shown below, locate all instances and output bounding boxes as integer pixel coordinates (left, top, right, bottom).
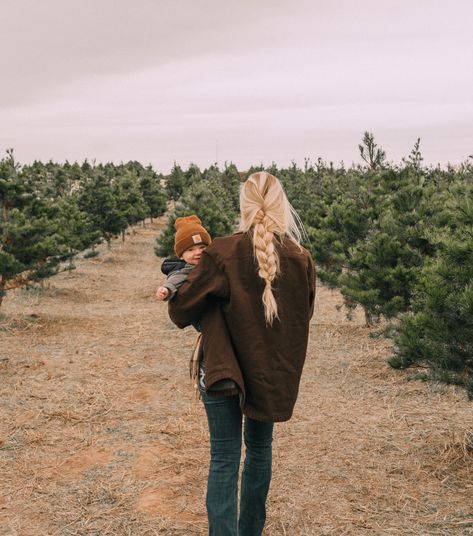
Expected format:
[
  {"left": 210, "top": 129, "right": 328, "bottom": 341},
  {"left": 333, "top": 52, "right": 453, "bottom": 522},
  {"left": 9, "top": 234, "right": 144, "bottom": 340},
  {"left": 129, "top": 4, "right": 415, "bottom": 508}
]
[
  {"left": 1, "top": 134, "right": 472, "bottom": 396},
  {"left": 0, "top": 150, "right": 167, "bottom": 307}
]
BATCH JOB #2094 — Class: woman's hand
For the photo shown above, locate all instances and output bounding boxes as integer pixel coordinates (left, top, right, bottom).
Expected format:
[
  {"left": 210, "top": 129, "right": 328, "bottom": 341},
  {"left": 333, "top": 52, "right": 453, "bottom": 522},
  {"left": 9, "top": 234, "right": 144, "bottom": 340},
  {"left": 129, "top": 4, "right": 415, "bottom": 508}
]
[{"left": 156, "top": 286, "right": 170, "bottom": 301}]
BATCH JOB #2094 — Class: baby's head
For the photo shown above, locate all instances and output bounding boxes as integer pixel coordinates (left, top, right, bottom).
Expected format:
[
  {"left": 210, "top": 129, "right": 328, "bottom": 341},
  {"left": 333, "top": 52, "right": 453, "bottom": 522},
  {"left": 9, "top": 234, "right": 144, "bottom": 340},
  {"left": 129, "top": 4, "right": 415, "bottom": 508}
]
[{"left": 174, "top": 215, "right": 211, "bottom": 265}]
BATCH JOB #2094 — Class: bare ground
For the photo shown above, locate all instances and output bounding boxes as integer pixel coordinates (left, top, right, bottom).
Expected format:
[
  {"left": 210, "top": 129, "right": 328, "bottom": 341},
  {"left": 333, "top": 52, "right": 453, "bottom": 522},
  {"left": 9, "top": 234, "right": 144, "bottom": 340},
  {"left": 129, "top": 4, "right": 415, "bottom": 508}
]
[{"left": 1, "top": 217, "right": 472, "bottom": 536}]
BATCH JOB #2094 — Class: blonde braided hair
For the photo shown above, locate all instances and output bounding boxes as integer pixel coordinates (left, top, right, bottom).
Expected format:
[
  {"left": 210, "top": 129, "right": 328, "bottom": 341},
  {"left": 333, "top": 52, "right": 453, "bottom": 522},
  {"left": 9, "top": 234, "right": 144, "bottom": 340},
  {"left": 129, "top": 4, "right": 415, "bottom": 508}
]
[{"left": 239, "top": 172, "right": 304, "bottom": 325}]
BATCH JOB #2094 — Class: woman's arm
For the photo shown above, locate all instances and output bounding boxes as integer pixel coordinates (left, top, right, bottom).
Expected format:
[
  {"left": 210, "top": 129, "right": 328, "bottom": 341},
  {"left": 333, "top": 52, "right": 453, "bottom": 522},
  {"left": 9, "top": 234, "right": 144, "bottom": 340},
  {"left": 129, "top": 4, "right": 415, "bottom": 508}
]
[{"left": 168, "top": 251, "right": 229, "bottom": 328}]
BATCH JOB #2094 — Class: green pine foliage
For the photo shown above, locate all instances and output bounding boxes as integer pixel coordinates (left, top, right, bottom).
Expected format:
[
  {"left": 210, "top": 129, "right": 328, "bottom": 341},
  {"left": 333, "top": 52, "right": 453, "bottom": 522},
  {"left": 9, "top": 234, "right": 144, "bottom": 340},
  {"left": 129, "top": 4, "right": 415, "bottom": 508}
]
[
  {"left": 78, "top": 172, "right": 127, "bottom": 247},
  {"left": 389, "top": 233, "right": 473, "bottom": 396},
  {"left": 221, "top": 163, "right": 243, "bottom": 211},
  {"left": 358, "top": 131, "right": 387, "bottom": 170},
  {"left": 184, "top": 163, "right": 203, "bottom": 188},
  {"left": 56, "top": 197, "right": 100, "bottom": 269},
  {"left": 0, "top": 150, "right": 65, "bottom": 304},
  {"left": 113, "top": 172, "right": 148, "bottom": 227},
  {"left": 339, "top": 166, "right": 437, "bottom": 323},
  {"left": 389, "top": 183, "right": 473, "bottom": 396},
  {"left": 1, "top": 150, "right": 167, "bottom": 307},
  {"left": 165, "top": 163, "right": 187, "bottom": 201},
  {"left": 138, "top": 173, "right": 167, "bottom": 220}
]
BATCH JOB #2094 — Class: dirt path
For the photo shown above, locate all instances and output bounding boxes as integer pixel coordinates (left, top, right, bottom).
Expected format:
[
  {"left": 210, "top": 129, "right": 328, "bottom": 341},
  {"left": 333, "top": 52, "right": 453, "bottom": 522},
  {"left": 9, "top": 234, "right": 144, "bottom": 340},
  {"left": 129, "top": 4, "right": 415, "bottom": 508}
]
[{"left": 1, "top": 218, "right": 472, "bottom": 536}]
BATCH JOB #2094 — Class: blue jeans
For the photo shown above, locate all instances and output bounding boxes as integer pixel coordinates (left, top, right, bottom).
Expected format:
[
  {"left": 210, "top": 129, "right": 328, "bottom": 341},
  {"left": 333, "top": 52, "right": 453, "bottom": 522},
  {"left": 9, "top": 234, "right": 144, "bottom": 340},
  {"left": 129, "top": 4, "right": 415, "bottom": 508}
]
[{"left": 201, "top": 392, "right": 274, "bottom": 536}]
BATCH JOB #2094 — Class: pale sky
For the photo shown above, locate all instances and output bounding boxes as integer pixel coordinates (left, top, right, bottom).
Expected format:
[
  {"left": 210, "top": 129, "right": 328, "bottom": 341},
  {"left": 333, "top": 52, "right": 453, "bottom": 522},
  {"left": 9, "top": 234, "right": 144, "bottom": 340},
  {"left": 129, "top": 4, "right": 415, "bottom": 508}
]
[{"left": 1, "top": 0, "right": 472, "bottom": 172}]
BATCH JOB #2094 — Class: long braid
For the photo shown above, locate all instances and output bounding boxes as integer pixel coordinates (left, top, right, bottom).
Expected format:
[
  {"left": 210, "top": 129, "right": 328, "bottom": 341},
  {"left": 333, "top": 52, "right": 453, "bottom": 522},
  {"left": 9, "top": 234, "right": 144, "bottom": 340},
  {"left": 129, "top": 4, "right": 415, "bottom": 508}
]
[
  {"left": 253, "top": 210, "right": 279, "bottom": 324},
  {"left": 239, "top": 171, "right": 304, "bottom": 326}
]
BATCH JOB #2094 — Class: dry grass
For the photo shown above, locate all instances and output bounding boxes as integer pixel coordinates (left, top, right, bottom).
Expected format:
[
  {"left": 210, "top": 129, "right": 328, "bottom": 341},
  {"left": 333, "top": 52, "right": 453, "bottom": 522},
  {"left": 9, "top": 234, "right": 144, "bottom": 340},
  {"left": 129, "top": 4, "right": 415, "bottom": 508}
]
[{"left": 1, "top": 217, "right": 472, "bottom": 535}]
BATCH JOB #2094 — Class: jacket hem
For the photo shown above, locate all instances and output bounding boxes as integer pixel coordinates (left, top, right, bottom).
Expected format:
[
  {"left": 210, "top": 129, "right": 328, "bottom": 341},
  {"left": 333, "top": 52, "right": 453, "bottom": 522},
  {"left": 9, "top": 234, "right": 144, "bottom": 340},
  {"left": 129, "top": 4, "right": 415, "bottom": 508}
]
[
  {"left": 205, "top": 369, "right": 244, "bottom": 398},
  {"left": 242, "top": 405, "right": 293, "bottom": 423}
]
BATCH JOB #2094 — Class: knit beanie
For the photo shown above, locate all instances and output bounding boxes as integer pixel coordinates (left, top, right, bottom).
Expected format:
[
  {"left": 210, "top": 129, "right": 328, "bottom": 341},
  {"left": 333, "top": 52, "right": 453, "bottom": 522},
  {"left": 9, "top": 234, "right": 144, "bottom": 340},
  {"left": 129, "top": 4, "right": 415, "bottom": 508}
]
[{"left": 174, "top": 215, "right": 211, "bottom": 257}]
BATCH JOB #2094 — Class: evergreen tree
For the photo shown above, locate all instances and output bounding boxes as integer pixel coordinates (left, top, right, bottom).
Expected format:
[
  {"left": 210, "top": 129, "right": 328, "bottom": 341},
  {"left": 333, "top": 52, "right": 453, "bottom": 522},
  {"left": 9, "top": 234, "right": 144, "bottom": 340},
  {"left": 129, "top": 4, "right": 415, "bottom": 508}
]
[
  {"left": 339, "top": 166, "right": 437, "bottom": 323},
  {"left": 389, "top": 182, "right": 473, "bottom": 396},
  {"left": 389, "top": 232, "right": 473, "bottom": 396},
  {"left": 139, "top": 174, "right": 167, "bottom": 221},
  {"left": 56, "top": 197, "right": 100, "bottom": 269},
  {"left": 301, "top": 165, "right": 377, "bottom": 294},
  {"left": 0, "top": 150, "right": 64, "bottom": 305},
  {"left": 165, "top": 163, "right": 186, "bottom": 201},
  {"left": 0, "top": 203, "right": 67, "bottom": 304},
  {"left": 221, "top": 162, "right": 242, "bottom": 211},
  {"left": 112, "top": 172, "right": 148, "bottom": 235},
  {"left": 78, "top": 172, "right": 126, "bottom": 247},
  {"left": 184, "top": 163, "right": 203, "bottom": 187}
]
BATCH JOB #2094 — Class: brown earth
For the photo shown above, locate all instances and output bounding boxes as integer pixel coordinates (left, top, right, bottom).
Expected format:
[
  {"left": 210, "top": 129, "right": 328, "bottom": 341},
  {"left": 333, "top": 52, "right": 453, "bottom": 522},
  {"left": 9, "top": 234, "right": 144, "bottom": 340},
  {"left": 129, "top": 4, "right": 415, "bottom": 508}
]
[{"left": 1, "top": 217, "right": 472, "bottom": 535}]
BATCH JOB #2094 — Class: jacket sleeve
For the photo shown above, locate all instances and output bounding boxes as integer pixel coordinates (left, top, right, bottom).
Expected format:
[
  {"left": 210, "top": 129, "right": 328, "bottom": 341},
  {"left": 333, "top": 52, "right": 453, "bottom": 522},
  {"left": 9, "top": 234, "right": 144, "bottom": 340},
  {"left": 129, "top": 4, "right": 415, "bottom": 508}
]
[
  {"left": 308, "top": 255, "right": 316, "bottom": 319},
  {"left": 163, "top": 266, "right": 194, "bottom": 301},
  {"left": 168, "top": 251, "right": 229, "bottom": 328}
]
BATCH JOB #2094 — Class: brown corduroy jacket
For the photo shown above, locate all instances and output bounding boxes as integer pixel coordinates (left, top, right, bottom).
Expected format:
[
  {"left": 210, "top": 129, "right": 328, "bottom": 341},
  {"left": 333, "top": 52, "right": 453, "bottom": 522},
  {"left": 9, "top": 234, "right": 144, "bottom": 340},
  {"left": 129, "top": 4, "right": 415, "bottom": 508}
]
[{"left": 168, "top": 232, "right": 316, "bottom": 422}]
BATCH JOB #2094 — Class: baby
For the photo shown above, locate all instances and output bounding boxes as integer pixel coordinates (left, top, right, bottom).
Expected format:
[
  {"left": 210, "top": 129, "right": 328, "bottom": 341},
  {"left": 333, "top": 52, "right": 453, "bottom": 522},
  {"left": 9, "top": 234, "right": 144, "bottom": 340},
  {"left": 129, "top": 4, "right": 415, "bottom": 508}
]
[
  {"left": 156, "top": 215, "right": 236, "bottom": 395},
  {"left": 156, "top": 215, "right": 211, "bottom": 302}
]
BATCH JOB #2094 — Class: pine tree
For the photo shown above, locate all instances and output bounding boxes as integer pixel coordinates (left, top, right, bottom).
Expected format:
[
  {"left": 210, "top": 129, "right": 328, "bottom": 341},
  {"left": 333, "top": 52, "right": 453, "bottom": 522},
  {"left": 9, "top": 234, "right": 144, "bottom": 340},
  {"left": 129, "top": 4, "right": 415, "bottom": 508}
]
[
  {"left": 339, "top": 166, "right": 437, "bottom": 323},
  {"left": 389, "top": 183, "right": 473, "bottom": 396},
  {"left": 165, "top": 163, "right": 186, "bottom": 201},
  {"left": 55, "top": 197, "right": 100, "bottom": 269},
  {"left": 0, "top": 201, "right": 68, "bottom": 303},
  {"left": 221, "top": 163, "right": 242, "bottom": 211},
  {"left": 301, "top": 164, "right": 378, "bottom": 296},
  {"left": 78, "top": 172, "right": 127, "bottom": 248},
  {"left": 112, "top": 172, "right": 148, "bottom": 238},
  {"left": 139, "top": 173, "right": 167, "bottom": 222},
  {"left": 0, "top": 150, "right": 63, "bottom": 305},
  {"left": 389, "top": 231, "right": 473, "bottom": 396},
  {"left": 184, "top": 163, "right": 203, "bottom": 187}
]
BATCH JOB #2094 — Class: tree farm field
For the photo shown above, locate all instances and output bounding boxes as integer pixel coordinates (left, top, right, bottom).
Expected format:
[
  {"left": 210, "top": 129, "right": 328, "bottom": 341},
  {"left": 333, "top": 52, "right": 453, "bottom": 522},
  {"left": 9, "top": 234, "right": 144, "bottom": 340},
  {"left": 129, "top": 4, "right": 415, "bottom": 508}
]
[{"left": 1, "top": 217, "right": 472, "bottom": 536}]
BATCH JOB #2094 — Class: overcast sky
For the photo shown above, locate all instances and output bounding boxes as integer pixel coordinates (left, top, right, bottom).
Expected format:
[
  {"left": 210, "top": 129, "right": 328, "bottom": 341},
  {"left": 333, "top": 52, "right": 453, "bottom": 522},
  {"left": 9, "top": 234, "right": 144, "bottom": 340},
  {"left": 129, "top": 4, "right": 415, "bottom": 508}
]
[{"left": 1, "top": 0, "right": 472, "bottom": 172}]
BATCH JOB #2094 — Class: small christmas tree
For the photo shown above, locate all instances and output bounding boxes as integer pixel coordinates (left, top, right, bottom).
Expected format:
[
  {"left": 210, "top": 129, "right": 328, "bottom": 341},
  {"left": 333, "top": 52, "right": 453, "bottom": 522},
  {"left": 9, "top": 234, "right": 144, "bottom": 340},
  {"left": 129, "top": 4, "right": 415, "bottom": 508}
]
[
  {"left": 165, "top": 163, "right": 187, "bottom": 201},
  {"left": 389, "top": 185, "right": 473, "bottom": 397},
  {"left": 78, "top": 172, "right": 127, "bottom": 248},
  {"left": 112, "top": 172, "right": 148, "bottom": 239},
  {"left": 139, "top": 172, "right": 167, "bottom": 222},
  {"left": 56, "top": 197, "right": 100, "bottom": 270}
]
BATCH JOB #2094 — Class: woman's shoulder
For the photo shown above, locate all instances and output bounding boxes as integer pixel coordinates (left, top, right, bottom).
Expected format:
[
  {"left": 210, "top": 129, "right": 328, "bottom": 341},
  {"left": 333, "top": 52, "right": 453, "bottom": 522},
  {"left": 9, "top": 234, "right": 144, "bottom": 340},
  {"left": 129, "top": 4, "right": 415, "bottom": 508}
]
[
  {"left": 207, "top": 231, "right": 250, "bottom": 250},
  {"left": 280, "top": 236, "right": 311, "bottom": 256},
  {"left": 205, "top": 233, "right": 252, "bottom": 261}
]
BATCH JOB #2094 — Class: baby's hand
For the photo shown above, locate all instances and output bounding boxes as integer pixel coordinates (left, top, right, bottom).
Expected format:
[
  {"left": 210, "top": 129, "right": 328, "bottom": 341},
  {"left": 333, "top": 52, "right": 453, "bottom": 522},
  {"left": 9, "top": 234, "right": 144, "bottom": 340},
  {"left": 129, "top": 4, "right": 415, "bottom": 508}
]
[{"left": 156, "top": 286, "right": 170, "bottom": 301}]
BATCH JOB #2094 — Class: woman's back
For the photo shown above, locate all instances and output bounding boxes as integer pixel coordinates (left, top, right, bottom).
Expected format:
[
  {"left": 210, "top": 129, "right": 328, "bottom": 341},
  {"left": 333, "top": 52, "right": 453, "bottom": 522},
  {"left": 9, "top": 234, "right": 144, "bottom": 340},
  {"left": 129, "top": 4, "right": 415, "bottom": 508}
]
[{"left": 169, "top": 231, "right": 316, "bottom": 422}]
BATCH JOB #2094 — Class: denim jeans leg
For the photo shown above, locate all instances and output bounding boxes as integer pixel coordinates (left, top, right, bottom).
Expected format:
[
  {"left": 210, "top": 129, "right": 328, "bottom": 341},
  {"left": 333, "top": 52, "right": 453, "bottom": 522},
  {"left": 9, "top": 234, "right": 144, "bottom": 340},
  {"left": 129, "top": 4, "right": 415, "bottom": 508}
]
[
  {"left": 202, "top": 393, "right": 242, "bottom": 536},
  {"left": 238, "top": 417, "right": 274, "bottom": 536}
]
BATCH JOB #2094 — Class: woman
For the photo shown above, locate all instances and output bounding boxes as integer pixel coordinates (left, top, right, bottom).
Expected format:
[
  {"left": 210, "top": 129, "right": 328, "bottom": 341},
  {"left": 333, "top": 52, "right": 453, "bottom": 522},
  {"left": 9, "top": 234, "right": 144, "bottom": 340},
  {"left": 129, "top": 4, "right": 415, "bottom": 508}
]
[{"left": 168, "top": 171, "right": 316, "bottom": 535}]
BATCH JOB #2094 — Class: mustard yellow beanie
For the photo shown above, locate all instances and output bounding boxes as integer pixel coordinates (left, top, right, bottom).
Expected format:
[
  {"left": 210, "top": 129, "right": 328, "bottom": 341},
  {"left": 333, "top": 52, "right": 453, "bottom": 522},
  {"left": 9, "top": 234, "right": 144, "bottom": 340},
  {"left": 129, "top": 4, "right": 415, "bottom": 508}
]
[{"left": 174, "top": 215, "right": 211, "bottom": 257}]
